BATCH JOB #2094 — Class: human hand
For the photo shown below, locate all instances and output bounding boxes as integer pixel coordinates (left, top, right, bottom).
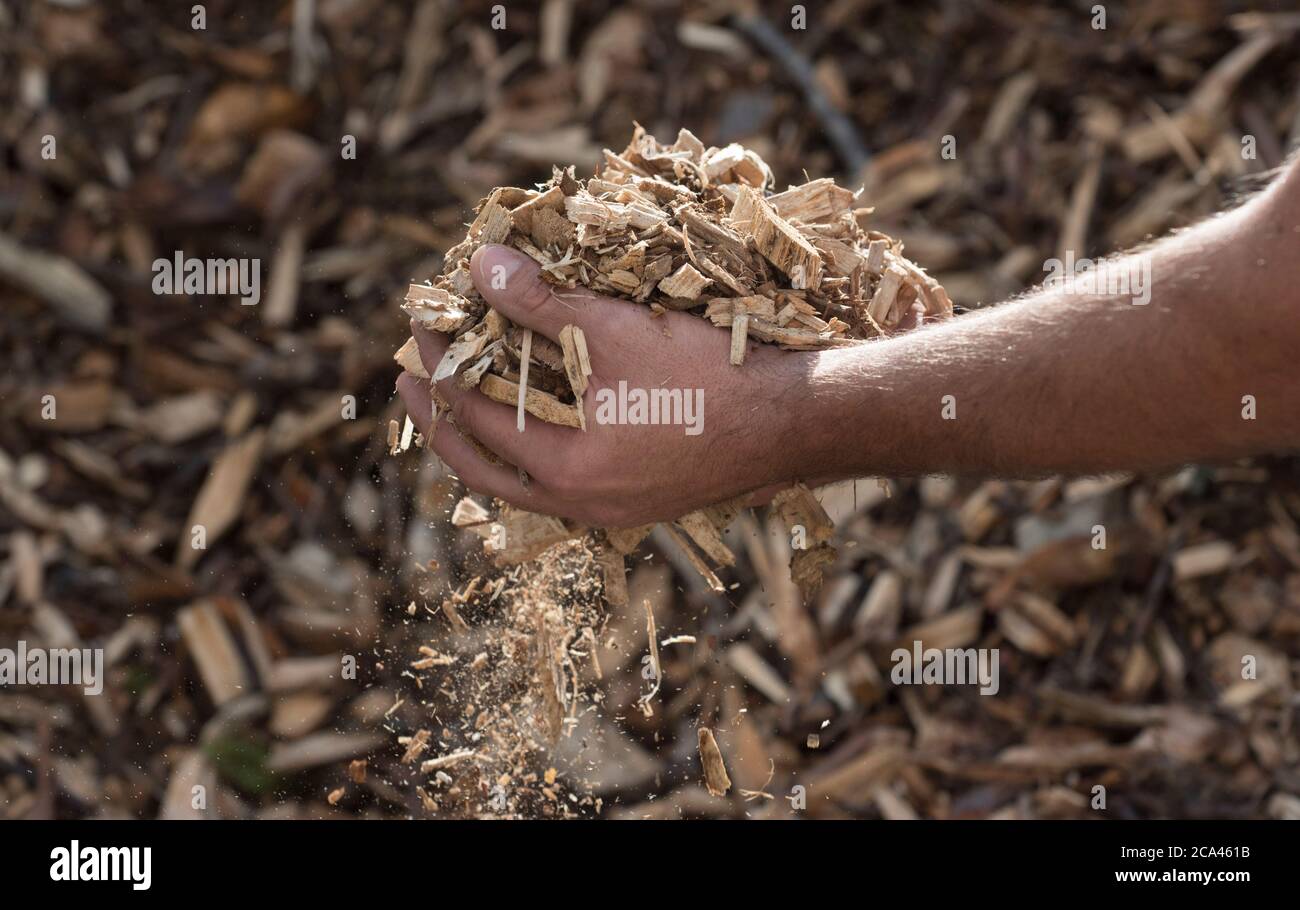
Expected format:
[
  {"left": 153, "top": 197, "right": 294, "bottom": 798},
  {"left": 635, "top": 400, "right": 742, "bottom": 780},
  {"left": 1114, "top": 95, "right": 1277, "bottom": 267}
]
[{"left": 396, "top": 244, "right": 815, "bottom": 527}]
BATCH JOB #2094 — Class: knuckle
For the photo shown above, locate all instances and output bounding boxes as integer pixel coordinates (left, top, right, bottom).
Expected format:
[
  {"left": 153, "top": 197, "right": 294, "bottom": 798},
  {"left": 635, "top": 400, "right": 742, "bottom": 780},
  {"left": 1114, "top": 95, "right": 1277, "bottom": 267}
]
[
  {"left": 538, "top": 444, "right": 578, "bottom": 499},
  {"left": 449, "top": 393, "right": 474, "bottom": 433},
  {"left": 547, "top": 470, "right": 583, "bottom": 501}
]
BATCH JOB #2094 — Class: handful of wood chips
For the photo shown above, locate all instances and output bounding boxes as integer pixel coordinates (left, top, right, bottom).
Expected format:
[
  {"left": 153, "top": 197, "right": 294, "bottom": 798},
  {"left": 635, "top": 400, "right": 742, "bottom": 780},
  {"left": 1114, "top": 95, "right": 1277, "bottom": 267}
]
[{"left": 394, "top": 125, "right": 952, "bottom": 605}]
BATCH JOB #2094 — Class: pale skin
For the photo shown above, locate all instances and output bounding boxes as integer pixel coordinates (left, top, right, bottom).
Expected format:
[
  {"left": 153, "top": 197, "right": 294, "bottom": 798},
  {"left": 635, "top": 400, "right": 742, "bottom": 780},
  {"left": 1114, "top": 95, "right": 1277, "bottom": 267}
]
[{"left": 397, "top": 160, "right": 1300, "bottom": 528}]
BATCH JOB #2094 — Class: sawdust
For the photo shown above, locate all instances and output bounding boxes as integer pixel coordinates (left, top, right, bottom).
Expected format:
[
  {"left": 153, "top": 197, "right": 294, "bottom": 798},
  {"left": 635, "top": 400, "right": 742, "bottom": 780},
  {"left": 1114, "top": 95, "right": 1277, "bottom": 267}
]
[{"left": 401, "top": 538, "right": 607, "bottom": 818}]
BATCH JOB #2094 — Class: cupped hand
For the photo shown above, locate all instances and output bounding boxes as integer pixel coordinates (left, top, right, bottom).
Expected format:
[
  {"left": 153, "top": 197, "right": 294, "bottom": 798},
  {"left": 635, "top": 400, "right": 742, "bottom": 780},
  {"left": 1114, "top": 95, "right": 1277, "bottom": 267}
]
[{"left": 396, "top": 244, "right": 812, "bottom": 527}]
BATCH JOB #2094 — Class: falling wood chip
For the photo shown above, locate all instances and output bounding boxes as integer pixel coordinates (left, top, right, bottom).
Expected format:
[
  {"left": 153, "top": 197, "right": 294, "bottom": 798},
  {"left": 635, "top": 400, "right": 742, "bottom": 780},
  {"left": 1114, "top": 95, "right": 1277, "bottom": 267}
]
[
  {"left": 637, "top": 597, "right": 661, "bottom": 717},
  {"left": 487, "top": 507, "right": 583, "bottom": 564},
  {"left": 400, "top": 728, "right": 431, "bottom": 764},
  {"left": 675, "top": 510, "right": 736, "bottom": 567},
  {"left": 697, "top": 727, "right": 732, "bottom": 796},
  {"left": 770, "top": 483, "right": 837, "bottom": 601},
  {"left": 451, "top": 496, "right": 492, "bottom": 528},
  {"left": 419, "top": 749, "right": 483, "bottom": 773},
  {"left": 658, "top": 522, "right": 726, "bottom": 593}
]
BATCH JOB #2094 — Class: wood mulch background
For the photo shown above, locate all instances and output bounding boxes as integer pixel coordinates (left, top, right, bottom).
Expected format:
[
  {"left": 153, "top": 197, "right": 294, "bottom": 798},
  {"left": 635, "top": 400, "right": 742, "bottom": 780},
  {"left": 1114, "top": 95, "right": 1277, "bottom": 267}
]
[{"left": 2, "top": 0, "right": 1300, "bottom": 819}]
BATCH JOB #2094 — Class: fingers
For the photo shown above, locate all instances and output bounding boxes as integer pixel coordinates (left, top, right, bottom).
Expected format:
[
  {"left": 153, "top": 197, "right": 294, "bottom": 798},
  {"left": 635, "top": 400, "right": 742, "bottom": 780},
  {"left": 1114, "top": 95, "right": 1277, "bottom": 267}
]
[
  {"left": 444, "top": 385, "right": 572, "bottom": 477},
  {"left": 398, "top": 371, "right": 570, "bottom": 513},
  {"left": 426, "top": 412, "right": 565, "bottom": 515},
  {"left": 469, "top": 243, "right": 614, "bottom": 342},
  {"left": 396, "top": 372, "right": 436, "bottom": 436},
  {"left": 398, "top": 363, "right": 573, "bottom": 479}
]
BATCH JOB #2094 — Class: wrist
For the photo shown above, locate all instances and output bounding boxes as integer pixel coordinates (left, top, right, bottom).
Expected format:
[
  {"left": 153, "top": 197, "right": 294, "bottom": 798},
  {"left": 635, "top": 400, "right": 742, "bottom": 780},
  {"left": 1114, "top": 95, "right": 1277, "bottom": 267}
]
[{"left": 746, "top": 346, "right": 843, "bottom": 488}]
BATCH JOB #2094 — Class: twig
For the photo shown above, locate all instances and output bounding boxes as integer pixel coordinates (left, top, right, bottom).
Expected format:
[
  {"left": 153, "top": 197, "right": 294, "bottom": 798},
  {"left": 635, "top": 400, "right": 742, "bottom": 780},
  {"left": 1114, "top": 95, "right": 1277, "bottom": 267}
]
[
  {"left": 516, "top": 327, "right": 532, "bottom": 432},
  {"left": 637, "top": 598, "right": 661, "bottom": 717},
  {"left": 729, "top": 13, "right": 870, "bottom": 176}
]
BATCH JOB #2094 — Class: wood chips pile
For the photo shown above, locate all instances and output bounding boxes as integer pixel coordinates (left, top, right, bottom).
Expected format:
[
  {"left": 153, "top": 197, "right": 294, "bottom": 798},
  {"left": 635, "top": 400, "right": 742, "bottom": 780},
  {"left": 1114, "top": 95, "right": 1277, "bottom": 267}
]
[{"left": 393, "top": 126, "right": 951, "bottom": 603}]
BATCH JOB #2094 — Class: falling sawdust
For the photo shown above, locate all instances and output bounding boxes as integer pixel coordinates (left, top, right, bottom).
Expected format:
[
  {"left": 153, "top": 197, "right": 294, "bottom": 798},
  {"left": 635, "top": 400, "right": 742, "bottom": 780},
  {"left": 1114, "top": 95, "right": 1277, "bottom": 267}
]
[{"left": 402, "top": 539, "right": 608, "bottom": 818}]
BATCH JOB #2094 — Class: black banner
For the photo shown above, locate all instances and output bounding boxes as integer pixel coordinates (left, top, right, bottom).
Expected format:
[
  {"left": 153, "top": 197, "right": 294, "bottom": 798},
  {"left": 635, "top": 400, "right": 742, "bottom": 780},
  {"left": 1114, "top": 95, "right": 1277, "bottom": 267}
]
[{"left": 6, "top": 819, "right": 1281, "bottom": 896}]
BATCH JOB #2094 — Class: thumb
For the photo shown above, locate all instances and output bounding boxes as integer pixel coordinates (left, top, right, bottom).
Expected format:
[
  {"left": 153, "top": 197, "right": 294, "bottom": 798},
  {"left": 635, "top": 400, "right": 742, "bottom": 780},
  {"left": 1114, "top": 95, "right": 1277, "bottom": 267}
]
[{"left": 470, "top": 243, "right": 603, "bottom": 342}]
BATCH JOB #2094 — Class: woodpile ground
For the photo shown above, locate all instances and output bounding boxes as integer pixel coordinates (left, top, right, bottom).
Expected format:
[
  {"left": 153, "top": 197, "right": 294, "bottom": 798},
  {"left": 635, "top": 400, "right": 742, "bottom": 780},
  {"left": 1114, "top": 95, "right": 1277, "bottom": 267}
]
[{"left": 2, "top": 1, "right": 1300, "bottom": 819}]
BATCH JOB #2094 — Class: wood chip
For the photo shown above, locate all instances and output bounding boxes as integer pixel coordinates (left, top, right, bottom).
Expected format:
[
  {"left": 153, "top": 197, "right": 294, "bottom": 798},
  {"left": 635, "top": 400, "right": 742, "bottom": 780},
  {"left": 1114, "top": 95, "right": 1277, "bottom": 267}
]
[
  {"left": 657, "top": 262, "right": 712, "bottom": 299},
  {"left": 478, "top": 373, "right": 582, "bottom": 429},
  {"left": 176, "top": 429, "right": 266, "bottom": 570},
  {"left": 697, "top": 727, "right": 732, "bottom": 796},
  {"left": 176, "top": 600, "right": 250, "bottom": 706}
]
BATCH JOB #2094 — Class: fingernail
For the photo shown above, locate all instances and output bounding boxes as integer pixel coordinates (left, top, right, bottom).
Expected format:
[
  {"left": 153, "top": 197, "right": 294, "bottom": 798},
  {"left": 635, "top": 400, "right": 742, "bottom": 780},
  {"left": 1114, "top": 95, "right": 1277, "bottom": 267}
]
[{"left": 477, "top": 244, "right": 524, "bottom": 291}]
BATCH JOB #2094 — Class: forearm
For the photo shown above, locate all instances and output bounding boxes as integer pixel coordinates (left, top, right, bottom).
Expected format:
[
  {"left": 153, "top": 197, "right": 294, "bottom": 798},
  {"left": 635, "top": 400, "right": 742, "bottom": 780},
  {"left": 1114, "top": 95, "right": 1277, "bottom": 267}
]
[
  {"left": 781, "top": 166, "right": 1300, "bottom": 484},
  {"left": 397, "top": 164, "right": 1300, "bottom": 528}
]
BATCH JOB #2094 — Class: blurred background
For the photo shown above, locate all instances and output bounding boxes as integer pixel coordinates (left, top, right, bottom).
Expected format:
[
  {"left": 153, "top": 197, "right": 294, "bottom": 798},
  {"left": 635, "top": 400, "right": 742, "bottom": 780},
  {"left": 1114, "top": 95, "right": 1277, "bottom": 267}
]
[{"left": 2, "top": 0, "right": 1300, "bottom": 819}]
